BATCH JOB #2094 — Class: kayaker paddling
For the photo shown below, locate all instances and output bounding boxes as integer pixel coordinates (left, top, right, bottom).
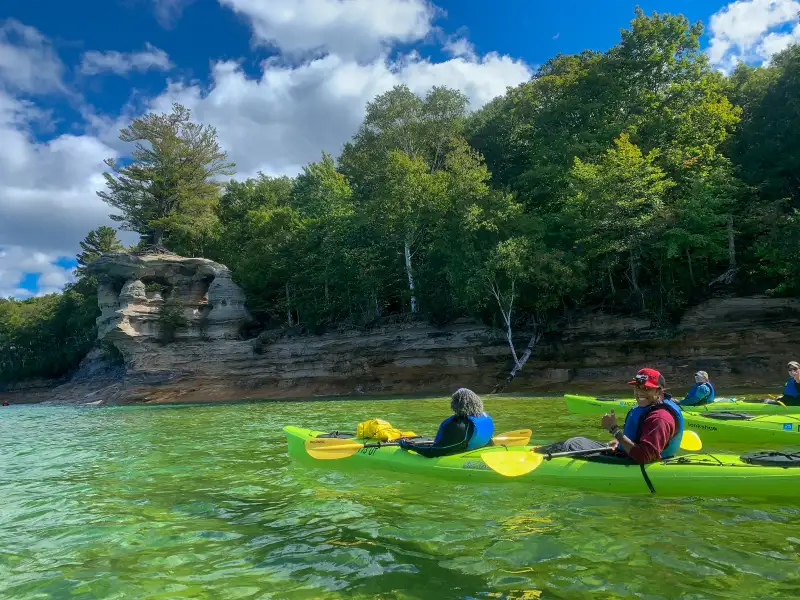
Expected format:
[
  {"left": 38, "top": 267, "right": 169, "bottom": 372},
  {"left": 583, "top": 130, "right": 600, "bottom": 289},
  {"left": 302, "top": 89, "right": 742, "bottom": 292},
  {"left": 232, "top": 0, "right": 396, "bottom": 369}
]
[
  {"left": 398, "top": 388, "right": 495, "bottom": 457},
  {"left": 775, "top": 361, "right": 800, "bottom": 406},
  {"left": 603, "top": 368, "right": 685, "bottom": 463},
  {"left": 677, "top": 370, "right": 715, "bottom": 406},
  {"left": 537, "top": 368, "right": 685, "bottom": 465}
]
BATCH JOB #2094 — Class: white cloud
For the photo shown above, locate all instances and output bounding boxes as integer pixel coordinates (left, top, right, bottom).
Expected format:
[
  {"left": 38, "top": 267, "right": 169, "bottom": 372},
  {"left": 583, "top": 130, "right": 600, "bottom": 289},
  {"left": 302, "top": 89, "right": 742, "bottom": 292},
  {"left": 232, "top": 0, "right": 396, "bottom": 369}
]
[
  {"left": 0, "top": 246, "right": 76, "bottom": 299},
  {"left": 444, "top": 37, "right": 476, "bottom": 60},
  {"left": 219, "top": 0, "right": 436, "bottom": 60},
  {"left": 134, "top": 50, "right": 531, "bottom": 179},
  {"left": 0, "top": 18, "right": 65, "bottom": 94},
  {"left": 80, "top": 43, "right": 173, "bottom": 76},
  {"left": 0, "top": 92, "right": 118, "bottom": 248},
  {"left": 708, "top": 0, "right": 800, "bottom": 71},
  {"left": 1, "top": 9, "right": 531, "bottom": 298},
  {"left": 150, "top": 0, "right": 196, "bottom": 28}
]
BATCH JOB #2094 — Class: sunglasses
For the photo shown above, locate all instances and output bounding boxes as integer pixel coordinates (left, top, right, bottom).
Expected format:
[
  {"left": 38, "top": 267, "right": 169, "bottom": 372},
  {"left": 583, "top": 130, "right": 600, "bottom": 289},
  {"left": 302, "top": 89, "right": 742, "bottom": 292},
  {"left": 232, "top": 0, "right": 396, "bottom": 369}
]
[{"left": 633, "top": 374, "right": 649, "bottom": 384}]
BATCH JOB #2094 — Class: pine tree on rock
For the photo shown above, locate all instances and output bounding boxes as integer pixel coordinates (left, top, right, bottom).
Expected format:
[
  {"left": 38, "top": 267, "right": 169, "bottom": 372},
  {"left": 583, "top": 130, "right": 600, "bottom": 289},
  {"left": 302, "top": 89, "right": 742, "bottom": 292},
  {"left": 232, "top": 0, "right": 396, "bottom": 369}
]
[{"left": 97, "top": 103, "right": 235, "bottom": 250}]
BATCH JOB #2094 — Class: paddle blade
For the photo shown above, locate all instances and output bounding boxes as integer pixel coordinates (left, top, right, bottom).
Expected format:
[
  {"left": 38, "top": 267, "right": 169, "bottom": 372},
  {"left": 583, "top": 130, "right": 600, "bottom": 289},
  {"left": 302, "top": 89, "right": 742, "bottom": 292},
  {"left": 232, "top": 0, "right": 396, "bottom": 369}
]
[
  {"left": 493, "top": 429, "right": 532, "bottom": 446},
  {"left": 680, "top": 430, "right": 702, "bottom": 452},
  {"left": 305, "top": 438, "right": 363, "bottom": 460},
  {"left": 480, "top": 451, "right": 544, "bottom": 477}
]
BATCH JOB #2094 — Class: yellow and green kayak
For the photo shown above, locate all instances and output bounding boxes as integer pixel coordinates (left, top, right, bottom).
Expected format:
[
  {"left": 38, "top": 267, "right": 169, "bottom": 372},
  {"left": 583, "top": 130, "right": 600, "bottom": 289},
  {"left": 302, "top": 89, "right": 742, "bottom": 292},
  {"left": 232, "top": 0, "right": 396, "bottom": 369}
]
[
  {"left": 284, "top": 426, "right": 800, "bottom": 499},
  {"left": 564, "top": 394, "right": 795, "bottom": 415},
  {"left": 564, "top": 395, "right": 800, "bottom": 445}
]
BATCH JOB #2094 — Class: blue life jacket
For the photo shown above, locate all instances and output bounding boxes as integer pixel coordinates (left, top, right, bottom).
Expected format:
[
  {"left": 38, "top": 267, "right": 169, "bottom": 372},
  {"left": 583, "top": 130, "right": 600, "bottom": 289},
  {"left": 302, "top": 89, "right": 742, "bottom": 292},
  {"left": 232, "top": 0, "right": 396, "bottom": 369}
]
[
  {"left": 432, "top": 413, "right": 494, "bottom": 450},
  {"left": 685, "top": 382, "right": 716, "bottom": 405},
  {"left": 785, "top": 378, "right": 800, "bottom": 397},
  {"left": 621, "top": 398, "right": 684, "bottom": 459},
  {"left": 465, "top": 413, "right": 494, "bottom": 450}
]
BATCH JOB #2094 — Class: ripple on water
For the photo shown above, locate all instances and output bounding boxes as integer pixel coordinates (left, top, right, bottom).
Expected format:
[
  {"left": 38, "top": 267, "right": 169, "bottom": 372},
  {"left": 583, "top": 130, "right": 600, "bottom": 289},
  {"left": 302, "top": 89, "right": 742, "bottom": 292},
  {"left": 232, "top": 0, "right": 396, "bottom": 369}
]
[{"left": 1, "top": 398, "right": 800, "bottom": 599}]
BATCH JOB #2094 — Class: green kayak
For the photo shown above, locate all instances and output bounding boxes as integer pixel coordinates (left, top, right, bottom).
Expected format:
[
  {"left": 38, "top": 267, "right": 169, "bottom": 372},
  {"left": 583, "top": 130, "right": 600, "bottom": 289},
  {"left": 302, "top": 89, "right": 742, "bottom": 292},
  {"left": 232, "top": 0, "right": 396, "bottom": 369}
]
[
  {"left": 564, "top": 395, "right": 800, "bottom": 445},
  {"left": 563, "top": 394, "right": 795, "bottom": 415},
  {"left": 284, "top": 426, "right": 800, "bottom": 499}
]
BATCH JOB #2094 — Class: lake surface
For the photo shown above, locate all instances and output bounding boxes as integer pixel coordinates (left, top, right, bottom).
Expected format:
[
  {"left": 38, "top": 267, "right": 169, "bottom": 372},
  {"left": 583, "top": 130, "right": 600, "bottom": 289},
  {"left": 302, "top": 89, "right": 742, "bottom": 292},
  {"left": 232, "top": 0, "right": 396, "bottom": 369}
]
[{"left": 2, "top": 397, "right": 799, "bottom": 599}]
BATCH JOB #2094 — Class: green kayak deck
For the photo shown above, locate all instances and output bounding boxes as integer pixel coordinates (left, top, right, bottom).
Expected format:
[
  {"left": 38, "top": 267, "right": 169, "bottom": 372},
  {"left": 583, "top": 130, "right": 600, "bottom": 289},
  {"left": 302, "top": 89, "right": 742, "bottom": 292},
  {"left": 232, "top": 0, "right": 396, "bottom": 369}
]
[
  {"left": 564, "top": 394, "right": 796, "bottom": 414},
  {"left": 564, "top": 395, "right": 800, "bottom": 446},
  {"left": 284, "top": 426, "right": 800, "bottom": 499}
]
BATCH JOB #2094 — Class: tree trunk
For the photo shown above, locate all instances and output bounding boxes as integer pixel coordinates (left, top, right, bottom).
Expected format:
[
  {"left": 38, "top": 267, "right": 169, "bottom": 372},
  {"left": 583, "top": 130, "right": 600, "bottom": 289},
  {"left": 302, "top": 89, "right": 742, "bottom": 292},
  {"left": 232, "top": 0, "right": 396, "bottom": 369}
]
[
  {"left": 686, "top": 248, "right": 695, "bottom": 285},
  {"left": 492, "top": 327, "right": 542, "bottom": 394},
  {"left": 404, "top": 241, "right": 418, "bottom": 314},
  {"left": 709, "top": 215, "right": 739, "bottom": 287},
  {"left": 629, "top": 250, "right": 639, "bottom": 293},
  {"left": 151, "top": 228, "right": 164, "bottom": 248},
  {"left": 727, "top": 214, "right": 736, "bottom": 269},
  {"left": 608, "top": 266, "right": 616, "bottom": 295},
  {"left": 489, "top": 280, "right": 541, "bottom": 394},
  {"left": 629, "top": 250, "right": 644, "bottom": 310},
  {"left": 286, "top": 283, "right": 294, "bottom": 327}
]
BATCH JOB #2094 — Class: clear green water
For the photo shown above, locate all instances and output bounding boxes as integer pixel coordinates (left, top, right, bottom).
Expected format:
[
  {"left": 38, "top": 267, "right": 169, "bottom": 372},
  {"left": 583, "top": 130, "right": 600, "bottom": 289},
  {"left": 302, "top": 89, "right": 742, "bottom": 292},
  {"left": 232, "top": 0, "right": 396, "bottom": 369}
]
[{"left": 2, "top": 397, "right": 800, "bottom": 600}]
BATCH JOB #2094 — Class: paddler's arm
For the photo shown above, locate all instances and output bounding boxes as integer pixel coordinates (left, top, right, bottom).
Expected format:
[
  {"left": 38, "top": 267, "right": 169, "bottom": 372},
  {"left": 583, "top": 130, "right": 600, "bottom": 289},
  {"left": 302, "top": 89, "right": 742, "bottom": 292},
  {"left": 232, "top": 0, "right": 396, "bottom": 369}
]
[{"left": 601, "top": 410, "right": 673, "bottom": 464}]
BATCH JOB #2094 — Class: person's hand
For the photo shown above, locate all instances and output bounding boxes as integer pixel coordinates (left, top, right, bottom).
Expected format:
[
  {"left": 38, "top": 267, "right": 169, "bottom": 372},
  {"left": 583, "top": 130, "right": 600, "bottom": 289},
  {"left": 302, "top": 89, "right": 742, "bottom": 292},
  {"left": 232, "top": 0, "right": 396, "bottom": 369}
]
[
  {"left": 606, "top": 439, "right": 619, "bottom": 451},
  {"left": 601, "top": 409, "right": 617, "bottom": 432}
]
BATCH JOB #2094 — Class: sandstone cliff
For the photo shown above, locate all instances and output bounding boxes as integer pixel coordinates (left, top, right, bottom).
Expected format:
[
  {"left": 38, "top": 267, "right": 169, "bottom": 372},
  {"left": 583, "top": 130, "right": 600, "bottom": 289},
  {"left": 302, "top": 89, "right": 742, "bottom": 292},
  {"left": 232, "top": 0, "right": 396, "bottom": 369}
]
[{"left": 7, "top": 252, "right": 800, "bottom": 405}]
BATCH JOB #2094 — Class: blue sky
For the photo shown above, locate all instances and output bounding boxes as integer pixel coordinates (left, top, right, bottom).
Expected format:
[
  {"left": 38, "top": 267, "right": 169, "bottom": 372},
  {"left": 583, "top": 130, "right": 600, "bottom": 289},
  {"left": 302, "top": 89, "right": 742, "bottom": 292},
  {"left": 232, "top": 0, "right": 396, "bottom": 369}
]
[{"left": 1, "top": 0, "right": 798, "bottom": 298}]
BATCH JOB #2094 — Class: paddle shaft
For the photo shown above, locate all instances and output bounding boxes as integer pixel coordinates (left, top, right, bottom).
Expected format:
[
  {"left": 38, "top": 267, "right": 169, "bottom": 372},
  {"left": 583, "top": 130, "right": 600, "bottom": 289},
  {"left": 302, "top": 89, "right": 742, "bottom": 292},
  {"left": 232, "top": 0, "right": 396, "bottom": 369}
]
[{"left": 539, "top": 447, "right": 611, "bottom": 461}]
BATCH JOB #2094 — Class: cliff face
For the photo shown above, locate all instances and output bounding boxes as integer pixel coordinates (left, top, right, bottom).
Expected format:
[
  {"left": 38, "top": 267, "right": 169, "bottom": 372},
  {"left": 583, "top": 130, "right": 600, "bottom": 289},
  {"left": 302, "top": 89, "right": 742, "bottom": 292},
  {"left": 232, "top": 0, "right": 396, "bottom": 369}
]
[{"left": 9, "top": 252, "right": 800, "bottom": 405}]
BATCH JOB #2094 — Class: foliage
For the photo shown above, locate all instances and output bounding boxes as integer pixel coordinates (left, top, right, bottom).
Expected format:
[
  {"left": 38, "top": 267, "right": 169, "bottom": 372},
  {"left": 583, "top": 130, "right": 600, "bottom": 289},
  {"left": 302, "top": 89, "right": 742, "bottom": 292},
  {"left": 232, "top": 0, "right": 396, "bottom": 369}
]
[
  {"left": 76, "top": 226, "right": 124, "bottom": 276},
  {"left": 6, "top": 10, "right": 800, "bottom": 383},
  {"left": 158, "top": 292, "right": 187, "bottom": 343},
  {"left": 97, "top": 103, "right": 235, "bottom": 248},
  {"left": 0, "top": 278, "right": 99, "bottom": 382}
]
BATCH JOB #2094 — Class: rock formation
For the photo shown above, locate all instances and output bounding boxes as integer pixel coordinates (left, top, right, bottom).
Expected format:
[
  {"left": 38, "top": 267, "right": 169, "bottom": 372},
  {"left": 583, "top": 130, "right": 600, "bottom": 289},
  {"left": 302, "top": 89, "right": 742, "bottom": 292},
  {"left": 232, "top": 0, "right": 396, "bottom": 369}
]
[
  {"left": 5, "top": 251, "right": 800, "bottom": 406},
  {"left": 90, "top": 251, "right": 252, "bottom": 344}
]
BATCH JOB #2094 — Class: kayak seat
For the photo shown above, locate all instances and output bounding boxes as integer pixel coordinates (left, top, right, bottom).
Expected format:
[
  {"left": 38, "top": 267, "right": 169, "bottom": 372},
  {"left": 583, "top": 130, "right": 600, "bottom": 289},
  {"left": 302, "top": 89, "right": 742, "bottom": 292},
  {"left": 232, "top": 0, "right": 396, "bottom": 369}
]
[
  {"left": 741, "top": 452, "right": 800, "bottom": 467},
  {"left": 701, "top": 412, "right": 757, "bottom": 421},
  {"left": 317, "top": 431, "right": 356, "bottom": 439}
]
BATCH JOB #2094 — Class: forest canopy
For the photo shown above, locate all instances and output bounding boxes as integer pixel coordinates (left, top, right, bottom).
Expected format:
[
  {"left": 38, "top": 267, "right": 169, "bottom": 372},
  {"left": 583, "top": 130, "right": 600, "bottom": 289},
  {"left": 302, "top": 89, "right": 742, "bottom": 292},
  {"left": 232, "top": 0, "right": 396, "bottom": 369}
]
[{"left": 3, "top": 9, "right": 799, "bottom": 383}]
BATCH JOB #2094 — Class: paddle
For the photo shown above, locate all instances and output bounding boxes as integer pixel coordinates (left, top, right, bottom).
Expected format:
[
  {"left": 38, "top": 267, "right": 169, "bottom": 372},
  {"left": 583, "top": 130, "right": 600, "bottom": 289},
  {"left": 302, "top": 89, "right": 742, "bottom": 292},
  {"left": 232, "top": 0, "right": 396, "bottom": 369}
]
[
  {"left": 305, "top": 428, "right": 533, "bottom": 460},
  {"left": 481, "top": 430, "right": 704, "bottom": 478}
]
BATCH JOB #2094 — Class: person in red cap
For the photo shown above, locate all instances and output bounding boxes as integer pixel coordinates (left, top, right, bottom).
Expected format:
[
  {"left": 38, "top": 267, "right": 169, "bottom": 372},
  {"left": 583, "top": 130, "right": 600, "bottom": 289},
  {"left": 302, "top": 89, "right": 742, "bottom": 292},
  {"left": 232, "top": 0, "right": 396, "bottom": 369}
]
[
  {"left": 600, "top": 368, "right": 685, "bottom": 463},
  {"left": 536, "top": 368, "right": 685, "bottom": 464}
]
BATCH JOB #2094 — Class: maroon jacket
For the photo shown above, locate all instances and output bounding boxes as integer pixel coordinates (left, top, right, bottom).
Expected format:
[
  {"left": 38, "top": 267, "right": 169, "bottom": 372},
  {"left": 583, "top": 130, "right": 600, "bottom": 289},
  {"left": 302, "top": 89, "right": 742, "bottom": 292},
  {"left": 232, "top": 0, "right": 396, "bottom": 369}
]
[{"left": 626, "top": 409, "right": 677, "bottom": 464}]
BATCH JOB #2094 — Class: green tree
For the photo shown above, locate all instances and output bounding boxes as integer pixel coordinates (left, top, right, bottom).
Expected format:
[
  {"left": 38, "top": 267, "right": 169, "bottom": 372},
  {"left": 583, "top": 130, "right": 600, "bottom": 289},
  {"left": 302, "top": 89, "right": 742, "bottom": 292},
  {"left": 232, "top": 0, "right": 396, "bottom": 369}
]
[
  {"left": 76, "top": 226, "right": 124, "bottom": 276},
  {"left": 566, "top": 133, "right": 675, "bottom": 308},
  {"left": 98, "top": 103, "right": 235, "bottom": 249}
]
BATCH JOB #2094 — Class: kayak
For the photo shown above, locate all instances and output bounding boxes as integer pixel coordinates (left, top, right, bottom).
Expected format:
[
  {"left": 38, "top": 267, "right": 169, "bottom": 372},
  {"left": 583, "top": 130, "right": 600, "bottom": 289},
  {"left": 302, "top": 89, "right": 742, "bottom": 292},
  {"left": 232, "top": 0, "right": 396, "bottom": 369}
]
[
  {"left": 284, "top": 426, "right": 800, "bottom": 499},
  {"left": 563, "top": 394, "right": 796, "bottom": 415},
  {"left": 564, "top": 395, "right": 800, "bottom": 445}
]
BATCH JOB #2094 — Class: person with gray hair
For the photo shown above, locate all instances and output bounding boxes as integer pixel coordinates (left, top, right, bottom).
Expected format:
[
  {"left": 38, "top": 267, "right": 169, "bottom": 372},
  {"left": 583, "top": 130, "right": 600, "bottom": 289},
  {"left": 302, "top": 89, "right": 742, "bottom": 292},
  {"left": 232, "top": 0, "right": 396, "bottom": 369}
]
[{"left": 398, "top": 388, "right": 495, "bottom": 458}]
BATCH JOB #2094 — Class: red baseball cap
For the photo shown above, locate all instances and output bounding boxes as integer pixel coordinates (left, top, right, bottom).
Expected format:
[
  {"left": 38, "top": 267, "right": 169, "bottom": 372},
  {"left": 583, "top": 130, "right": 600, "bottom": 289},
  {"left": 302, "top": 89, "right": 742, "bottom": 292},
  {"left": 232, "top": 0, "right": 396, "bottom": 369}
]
[{"left": 627, "top": 368, "right": 665, "bottom": 389}]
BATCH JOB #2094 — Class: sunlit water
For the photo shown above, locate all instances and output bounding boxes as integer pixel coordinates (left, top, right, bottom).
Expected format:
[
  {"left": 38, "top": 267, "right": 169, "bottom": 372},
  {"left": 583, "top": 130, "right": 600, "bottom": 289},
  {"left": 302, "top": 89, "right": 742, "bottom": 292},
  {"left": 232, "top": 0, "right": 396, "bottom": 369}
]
[{"left": 2, "top": 397, "right": 800, "bottom": 599}]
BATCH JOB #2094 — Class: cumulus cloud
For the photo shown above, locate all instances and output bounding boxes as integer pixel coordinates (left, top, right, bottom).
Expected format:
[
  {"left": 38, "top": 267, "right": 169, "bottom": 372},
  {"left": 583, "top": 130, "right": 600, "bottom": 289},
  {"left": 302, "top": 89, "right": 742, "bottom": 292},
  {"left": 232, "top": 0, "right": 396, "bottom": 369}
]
[
  {"left": 708, "top": 0, "right": 800, "bottom": 71},
  {"left": 0, "top": 246, "right": 76, "bottom": 299},
  {"left": 133, "top": 51, "right": 531, "bottom": 179},
  {"left": 2, "top": 5, "right": 532, "bottom": 298},
  {"left": 80, "top": 43, "right": 173, "bottom": 76},
  {"left": 0, "top": 20, "right": 126, "bottom": 299},
  {"left": 0, "top": 18, "right": 65, "bottom": 94},
  {"left": 219, "top": 0, "right": 437, "bottom": 60},
  {"left": 444, "top": 37, "right": 477, "bottom": 60}
]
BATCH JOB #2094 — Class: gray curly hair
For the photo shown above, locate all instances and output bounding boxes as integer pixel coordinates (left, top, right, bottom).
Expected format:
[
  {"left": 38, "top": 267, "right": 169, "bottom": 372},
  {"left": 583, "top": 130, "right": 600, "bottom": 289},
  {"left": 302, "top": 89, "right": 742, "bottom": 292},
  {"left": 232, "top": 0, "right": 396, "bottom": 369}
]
[{"left": 451, "top": 388, "right": 484, "bottom": 417}]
